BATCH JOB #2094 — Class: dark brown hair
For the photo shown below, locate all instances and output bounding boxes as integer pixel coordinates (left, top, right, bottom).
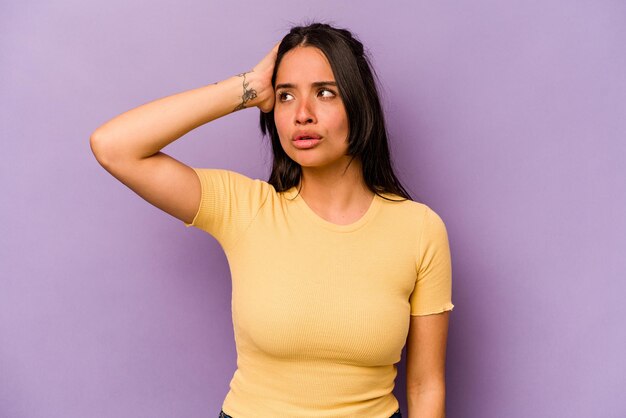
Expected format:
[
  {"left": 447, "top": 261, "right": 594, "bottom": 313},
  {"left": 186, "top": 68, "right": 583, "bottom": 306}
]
[{"left": 260, "top": 22, "right": 412, "bottom": 201}]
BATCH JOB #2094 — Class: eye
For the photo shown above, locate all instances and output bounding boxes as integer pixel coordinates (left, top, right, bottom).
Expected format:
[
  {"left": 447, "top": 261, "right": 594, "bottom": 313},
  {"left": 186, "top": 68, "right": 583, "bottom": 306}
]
[
  {"left": 277, "top": 92, "right": 294, "bottom": 102},
  {"left": 318, "top": 88, "right": 336, "bottom": 98}
]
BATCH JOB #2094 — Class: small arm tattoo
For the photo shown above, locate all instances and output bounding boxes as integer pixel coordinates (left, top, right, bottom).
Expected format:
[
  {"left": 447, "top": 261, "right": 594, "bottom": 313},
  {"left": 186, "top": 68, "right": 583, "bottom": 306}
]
[{"left": 233, "top": 71, "right": 258, "bottom": 111}]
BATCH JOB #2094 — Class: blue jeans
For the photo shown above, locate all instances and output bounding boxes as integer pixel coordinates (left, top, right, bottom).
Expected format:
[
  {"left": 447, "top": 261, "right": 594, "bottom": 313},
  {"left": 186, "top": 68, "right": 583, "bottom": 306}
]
[{"left": 219, "top": 408, "right": 402, "bottom": 418}]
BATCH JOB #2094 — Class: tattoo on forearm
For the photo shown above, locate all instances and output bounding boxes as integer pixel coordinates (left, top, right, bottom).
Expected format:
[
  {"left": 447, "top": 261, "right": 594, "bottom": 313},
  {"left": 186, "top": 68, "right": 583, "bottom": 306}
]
[{"left": 233, "top": 71, "right": 257, "bottom": 111}]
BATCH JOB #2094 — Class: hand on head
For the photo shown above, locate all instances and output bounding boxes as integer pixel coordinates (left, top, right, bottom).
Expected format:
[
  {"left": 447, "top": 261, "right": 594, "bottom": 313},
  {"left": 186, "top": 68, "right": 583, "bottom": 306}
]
[{"left": 252, "top": 43, "right": 280, "bottom": 113}]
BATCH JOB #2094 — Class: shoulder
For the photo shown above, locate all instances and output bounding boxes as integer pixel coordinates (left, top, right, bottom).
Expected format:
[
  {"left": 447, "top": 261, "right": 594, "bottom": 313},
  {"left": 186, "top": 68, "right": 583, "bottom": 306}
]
[
  {"left": 377, "top": 194, "right": 448, "bottom": 234},
  {"left": 191, "top": 168, "right": 277, "bottom": 209},
  {"left": 377, "top": 193, "right": 437, "bottom": 217},
  {"left": 193, "top": 168, "right": 274, "bottom": 191},
  {"left": 192, "top": 168, "right": 266, "bottom": 184}
]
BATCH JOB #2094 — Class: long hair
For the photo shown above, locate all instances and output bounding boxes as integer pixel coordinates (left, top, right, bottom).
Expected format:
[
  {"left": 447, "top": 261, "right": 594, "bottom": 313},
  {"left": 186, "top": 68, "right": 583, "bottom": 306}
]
[{"left": 260, "top": 22, "right": 412, "bottom": 201}]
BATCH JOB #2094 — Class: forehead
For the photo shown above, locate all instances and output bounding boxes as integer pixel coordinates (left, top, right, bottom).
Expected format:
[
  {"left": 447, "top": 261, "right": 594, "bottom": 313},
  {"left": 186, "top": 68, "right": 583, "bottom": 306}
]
[{"left": 275, "top": 46, "right": 335, "bottom": 84}]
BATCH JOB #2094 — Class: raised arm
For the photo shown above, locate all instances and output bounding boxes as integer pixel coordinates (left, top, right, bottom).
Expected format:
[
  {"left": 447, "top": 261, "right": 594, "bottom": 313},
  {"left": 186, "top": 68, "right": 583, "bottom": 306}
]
[{"left": 89, "top": 45, "right": 278, "bottom": 224}]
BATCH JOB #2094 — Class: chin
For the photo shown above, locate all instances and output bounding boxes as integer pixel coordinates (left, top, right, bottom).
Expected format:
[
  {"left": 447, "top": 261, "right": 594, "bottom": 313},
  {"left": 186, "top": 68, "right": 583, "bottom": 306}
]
[
  {"left": 286, "top": 152, "right": 325, "bottom": 167},
  {"left": 294, "top": 158, "right": 353, "bottom": 172}
]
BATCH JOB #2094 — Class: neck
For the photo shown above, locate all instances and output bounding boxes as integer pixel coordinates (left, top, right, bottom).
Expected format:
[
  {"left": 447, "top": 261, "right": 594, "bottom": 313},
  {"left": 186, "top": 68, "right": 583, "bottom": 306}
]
[{"left": 298, "top": 158, "right": 373, "bottom": 211}]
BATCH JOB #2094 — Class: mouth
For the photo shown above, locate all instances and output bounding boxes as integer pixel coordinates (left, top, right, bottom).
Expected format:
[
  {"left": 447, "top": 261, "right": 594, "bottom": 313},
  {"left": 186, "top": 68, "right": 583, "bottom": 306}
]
[
  {"left": 292, "top": 134, "right": 322, "bottom": 149},
  {"left": 294, "top": 134, "right": 322, "bottom": 141}
]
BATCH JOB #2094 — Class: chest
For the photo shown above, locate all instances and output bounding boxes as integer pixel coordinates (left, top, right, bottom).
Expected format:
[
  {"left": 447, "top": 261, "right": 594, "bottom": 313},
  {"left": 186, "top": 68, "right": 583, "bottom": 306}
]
[{"left": 226, "top": 215, "right": 418, "bottom": 366}]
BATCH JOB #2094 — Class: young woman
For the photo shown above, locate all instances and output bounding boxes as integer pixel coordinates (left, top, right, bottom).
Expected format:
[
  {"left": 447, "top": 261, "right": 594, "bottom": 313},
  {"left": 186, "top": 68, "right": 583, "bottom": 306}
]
[{"left": 91, "top": 23, "right": 453, "bottom": 418}]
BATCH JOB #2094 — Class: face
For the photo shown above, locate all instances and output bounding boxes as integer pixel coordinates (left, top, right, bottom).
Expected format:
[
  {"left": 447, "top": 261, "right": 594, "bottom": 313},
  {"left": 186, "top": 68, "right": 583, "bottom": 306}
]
[{"left": 273, "top": 46, "right": 350, "bottom": 172}]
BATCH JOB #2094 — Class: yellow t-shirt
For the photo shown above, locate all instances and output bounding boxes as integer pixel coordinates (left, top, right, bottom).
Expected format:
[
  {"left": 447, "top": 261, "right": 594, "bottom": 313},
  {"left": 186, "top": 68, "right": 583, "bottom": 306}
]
[{"left": 184, "top": 168, "right": 454, "bottom": 418}]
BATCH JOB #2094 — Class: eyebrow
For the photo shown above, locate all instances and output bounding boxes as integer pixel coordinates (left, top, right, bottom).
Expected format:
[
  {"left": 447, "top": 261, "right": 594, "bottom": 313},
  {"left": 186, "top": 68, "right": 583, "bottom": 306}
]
[{"left": 275, "top": 81, "right": 337, "bottom": 90}]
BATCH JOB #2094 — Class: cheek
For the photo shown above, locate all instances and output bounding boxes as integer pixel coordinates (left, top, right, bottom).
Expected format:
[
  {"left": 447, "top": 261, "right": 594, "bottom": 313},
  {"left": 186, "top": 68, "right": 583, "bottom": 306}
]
[{"left": 326, "top": 109, "right": 349, "bottom": 138}]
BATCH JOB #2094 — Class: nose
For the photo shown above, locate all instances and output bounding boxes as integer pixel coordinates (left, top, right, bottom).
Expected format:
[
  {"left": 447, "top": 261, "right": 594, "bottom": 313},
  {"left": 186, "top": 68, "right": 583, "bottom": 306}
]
[{"left": 294, "top": 97, "right": 316, "bottom": 125}]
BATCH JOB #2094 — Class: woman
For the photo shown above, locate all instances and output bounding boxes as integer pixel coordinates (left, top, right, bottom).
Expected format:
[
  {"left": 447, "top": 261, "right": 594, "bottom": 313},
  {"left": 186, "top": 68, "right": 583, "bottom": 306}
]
[{"left": 91, "top": 22, "right": 453, "bottom": 418}]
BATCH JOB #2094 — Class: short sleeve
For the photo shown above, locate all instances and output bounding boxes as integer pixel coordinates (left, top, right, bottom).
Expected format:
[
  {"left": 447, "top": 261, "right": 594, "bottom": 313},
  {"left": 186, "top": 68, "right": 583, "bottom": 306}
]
[
  {"left": 183, "top": 168, "right": 272, "bottom": 250},
  {"left": 409, "top": 206, "right": 455, "bottom": 316}
]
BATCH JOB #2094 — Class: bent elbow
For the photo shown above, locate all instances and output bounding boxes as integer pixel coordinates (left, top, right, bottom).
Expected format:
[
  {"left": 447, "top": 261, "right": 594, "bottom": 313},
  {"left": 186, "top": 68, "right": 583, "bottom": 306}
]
[{"left": 89, "top": 128, "right": 119, "bottom": 168}]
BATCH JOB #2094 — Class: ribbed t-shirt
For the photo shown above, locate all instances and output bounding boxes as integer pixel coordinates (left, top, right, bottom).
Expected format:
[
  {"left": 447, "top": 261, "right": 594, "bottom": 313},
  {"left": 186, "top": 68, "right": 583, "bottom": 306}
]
[{"left": 183, "top": 168, "right": 454, "bottom": 418}]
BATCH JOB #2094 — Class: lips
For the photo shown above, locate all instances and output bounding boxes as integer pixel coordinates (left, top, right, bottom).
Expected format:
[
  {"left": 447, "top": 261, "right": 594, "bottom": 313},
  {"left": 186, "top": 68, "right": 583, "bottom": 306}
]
[
  {"left": 293, "top": 133, "right": 322, "bottom": 141},
  {"left": 291, "top": 132, "right": 322, "bottom": 149}
]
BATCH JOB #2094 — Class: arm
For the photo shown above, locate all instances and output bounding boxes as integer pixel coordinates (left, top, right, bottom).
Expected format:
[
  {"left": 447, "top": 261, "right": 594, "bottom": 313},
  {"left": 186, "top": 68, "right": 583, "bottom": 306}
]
[
  {"left": 89, "top": 45, "right": 278, "bottom": 224},
  {"left": 406, "top": 311, "right": 450, "bottom": 418}
]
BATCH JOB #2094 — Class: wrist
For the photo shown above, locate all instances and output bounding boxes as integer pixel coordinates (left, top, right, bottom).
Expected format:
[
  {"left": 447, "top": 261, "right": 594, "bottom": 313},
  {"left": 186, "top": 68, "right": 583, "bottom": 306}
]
[{"left": 232, "top": 70, "right": 274, "bottom": 112}]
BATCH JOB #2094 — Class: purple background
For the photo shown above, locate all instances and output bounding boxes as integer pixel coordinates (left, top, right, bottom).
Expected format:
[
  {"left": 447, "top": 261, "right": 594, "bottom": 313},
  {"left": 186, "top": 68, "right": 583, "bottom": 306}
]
[{"left": 2, "top": 1, "right": 625, "bottom": 417}]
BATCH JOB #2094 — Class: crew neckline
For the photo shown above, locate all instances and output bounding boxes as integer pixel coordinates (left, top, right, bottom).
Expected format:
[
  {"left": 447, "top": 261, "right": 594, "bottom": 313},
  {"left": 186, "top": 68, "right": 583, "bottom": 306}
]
[{"left": 283, "top": 187, "right": 382, "bottom": 232}]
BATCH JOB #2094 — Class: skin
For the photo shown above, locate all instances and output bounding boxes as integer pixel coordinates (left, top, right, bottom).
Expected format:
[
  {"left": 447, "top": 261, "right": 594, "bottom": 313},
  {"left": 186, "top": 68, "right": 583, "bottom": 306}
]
[
  {"left": 274, "top": 47, "right": 350, "bottom": 171},
  {"left": 273, "top": 46, "right": 374, "bottom": 225},
  {"left": 90, "top": 41, "right": 449, "bottom": 418},
  {"left": 406, "top": 311, "right": 450, "bottom": 418}
]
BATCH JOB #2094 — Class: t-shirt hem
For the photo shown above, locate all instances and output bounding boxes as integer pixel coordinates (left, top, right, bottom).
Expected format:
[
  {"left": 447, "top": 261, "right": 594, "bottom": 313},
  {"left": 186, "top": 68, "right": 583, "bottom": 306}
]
[{"left": 410, "top": 302, "right": 454, "bottom": 316}]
